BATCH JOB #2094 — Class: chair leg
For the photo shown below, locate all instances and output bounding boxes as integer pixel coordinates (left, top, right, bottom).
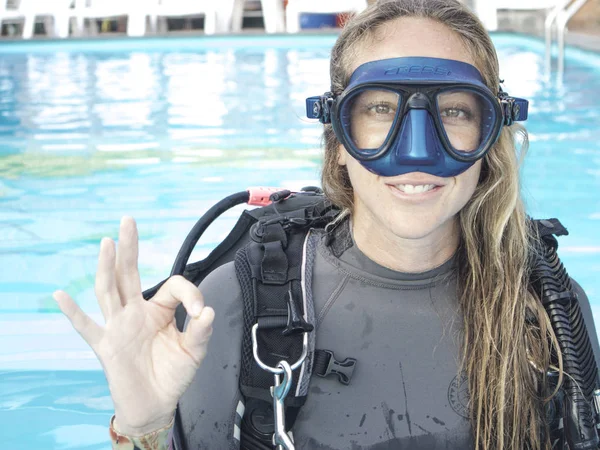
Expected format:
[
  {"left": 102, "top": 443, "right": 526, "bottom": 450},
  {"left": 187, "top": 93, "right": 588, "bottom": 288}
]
[
  {"left": 204, "top": 11, "right": 216, "bottom": 35},
  {"left": 285, "top": 1, "right": 300, "bottom": 33},
  {"left": 73, "top": 14, "right": 85, "bottom": 36},
  {"left": 215, "top": 0, "right": 235, "bottom": 33},
  {"left": 127, "top": 14, "right": 146, "bottom": 37},
  {"left": 160, "top": 17, "right": 168, "bottom": 34},
  {"left": 230, "top": 0, "right": 245, "bottom": 33},
  {"left": 274, "top": 0, "right": 285, "bottom": 32},
  {"left": 89, "top": 19, "right": 99, "bottom": 35},
  {"left": 261, "top": 0, "right": 284, "bottom": 33},
  {"left": 43, "top": 16, "right": 53, "bottom": 34},
  {"left": 54, "top": 14, "right": 71, "bottom": 38},
  {"left": 22, "top": 13, "right": 35, "bottom": 39},
  {"left": 148, "top": 14, "right": 158, "bottom": 33}
]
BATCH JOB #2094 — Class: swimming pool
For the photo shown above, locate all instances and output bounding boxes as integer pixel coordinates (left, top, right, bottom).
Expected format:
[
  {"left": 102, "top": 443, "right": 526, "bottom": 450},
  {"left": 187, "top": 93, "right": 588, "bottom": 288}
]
[{"left": 0, "top": 34, "right": 599, "bottom": 448}]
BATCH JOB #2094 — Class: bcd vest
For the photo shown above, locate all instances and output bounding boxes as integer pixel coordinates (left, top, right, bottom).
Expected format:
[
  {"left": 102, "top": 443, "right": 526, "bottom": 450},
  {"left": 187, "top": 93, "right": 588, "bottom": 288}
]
[{"left": 143, "top": 188, "right": 600, "bottom": 450}]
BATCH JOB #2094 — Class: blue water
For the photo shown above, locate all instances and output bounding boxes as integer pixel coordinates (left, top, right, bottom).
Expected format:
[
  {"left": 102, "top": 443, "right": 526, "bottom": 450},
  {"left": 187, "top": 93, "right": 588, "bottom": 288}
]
[{"left": 1, "top": 34, "right": 599, "bottom": 448}]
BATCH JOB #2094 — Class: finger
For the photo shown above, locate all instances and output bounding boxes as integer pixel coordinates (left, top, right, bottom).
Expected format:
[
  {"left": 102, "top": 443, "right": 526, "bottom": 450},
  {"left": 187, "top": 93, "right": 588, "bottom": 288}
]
[
  {"left": 53, "top": 290, "right": 103, "bottom": 348},
  {"left": 115, "top": 216, "right": 143, "bottom": 305},
  {"left": 95, "top": 237, "right": 122, "bottom": 320},
  {"left": 151, "top": 275, "right": 204, "bottom": 318},
  {"left": 182, "top": 306, "right": 215, "bottom": 366}
]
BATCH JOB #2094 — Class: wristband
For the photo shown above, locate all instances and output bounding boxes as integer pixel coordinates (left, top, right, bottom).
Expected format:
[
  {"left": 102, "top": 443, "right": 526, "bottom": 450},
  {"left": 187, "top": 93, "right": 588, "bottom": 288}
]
[{"left": 109, "top": 414, "right": 174, "bottom": 450}]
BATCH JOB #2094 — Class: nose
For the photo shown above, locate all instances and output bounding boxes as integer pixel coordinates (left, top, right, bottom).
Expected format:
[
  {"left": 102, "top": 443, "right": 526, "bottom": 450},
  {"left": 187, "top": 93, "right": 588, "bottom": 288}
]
[{"left": 391, "top": 109, "right": 444, "bottom": 165}]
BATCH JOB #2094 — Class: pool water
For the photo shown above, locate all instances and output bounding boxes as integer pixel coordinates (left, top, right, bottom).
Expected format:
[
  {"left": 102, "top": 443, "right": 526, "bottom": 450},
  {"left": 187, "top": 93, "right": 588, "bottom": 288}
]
[{"left": 0, "top": 34, "right": 599, "bottom": 449}]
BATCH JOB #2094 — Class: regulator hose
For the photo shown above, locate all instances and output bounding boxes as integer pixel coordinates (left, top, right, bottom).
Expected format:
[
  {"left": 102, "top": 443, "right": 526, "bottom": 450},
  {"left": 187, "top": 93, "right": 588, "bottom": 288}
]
[
  {"left": 142, "top": 191, "right": 250, "bottom": 301},
  {"left": 531, "top": 233, "right": 600, "bottom": 449},
  {"left": 170, "top": 191, "right": 250, "bottom": 277}
]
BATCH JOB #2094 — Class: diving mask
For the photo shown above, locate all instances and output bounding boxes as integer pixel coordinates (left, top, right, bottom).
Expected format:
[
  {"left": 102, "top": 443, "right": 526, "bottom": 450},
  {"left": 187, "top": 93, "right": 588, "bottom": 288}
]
[{"left": 306, "top": 57, "right": 528, "bottom": 177}]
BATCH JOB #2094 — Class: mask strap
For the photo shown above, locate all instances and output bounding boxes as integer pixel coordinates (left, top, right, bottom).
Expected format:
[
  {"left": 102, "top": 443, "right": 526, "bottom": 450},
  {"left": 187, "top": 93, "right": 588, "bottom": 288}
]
[
  {"left": 306, "top": 93, "right": 334, "bottom": 124},
  {"left": 498, "top": 85, "right": 529, "bottom": 125}
]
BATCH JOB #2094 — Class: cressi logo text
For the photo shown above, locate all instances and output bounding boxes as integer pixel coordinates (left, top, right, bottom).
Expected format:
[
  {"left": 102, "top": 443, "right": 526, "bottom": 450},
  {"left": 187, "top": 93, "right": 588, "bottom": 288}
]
[{"left": 384, "top": 65, "right": 451, "bottom": 76}]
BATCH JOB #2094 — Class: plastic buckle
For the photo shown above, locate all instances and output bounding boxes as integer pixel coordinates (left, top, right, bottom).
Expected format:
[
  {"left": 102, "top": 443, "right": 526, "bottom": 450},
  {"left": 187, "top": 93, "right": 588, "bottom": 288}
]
[
  {"left": 305, "top": 93, "right": 334, "bottom": 124},
  {"left": 306, "top": 96, "right": 322, "bottom": 120},
  {"left": 319, "top": 350, "right": 357, "bottom": 385}
]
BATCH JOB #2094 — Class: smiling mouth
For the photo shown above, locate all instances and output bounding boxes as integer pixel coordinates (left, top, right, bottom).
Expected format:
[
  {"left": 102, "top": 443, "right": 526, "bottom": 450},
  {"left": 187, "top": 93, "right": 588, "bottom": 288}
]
[{"left": 392, "top": 183, "right": 439, "bottom": 194}]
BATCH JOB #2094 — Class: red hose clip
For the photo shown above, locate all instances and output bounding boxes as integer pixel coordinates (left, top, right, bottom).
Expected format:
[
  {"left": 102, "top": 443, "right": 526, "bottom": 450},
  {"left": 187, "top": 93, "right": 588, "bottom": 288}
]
[{"left": 247, "top": 187, "right": 291, "bottom": 206}]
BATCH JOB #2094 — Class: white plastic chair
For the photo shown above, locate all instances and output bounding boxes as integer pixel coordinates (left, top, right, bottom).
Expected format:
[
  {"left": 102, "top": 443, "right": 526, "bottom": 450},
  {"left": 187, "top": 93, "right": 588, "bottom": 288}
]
[
  {"left": 0, "top": 0, "right": 25, "bottom": 36},
  {"left": 285, "top": 0, "right": 367, "bottom": 33},
  {"left": 73, "top": 0, "right": 146, "bottom": 37},
  {"left": 0, "top": 0, "right": 73, "bottom": 39},
  {"left": 18, "top": 0, "right": 74, "bottom": 39},
  {"left": 474, "top": 0, "right": 559, "bottom": 31},
  {"left": 229, "top": 0, "right": 285, "bottom": 34},
  {"left": 148, "top": 0, "right": 218, "bottom": 35}
]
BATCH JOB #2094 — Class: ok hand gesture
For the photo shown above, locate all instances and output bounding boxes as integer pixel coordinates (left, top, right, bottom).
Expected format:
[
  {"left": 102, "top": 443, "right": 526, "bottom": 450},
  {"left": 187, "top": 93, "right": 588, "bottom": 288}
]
[{"left": 54, "top": 217, "right": 215, "bottom": 436}]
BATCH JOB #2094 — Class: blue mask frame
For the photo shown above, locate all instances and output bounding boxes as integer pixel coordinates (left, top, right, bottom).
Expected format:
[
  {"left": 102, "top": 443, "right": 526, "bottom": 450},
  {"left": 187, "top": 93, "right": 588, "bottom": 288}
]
[{"left": 306, "top": 57, "right": 529, "bottom": 178}]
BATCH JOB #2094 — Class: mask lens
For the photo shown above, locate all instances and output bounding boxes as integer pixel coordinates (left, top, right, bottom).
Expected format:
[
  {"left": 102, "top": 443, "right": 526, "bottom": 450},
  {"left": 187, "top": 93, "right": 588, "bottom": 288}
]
[
  {"left": 436, "top": 89, "right": 496, "bottom": 156},
  {"left": 342, "top": 89, "right": 401, "bottom": 153}
]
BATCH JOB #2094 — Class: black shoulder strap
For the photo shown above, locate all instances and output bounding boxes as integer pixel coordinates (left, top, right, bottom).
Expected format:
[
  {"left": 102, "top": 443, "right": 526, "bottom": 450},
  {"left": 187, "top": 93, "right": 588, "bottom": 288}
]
[
  {"left": 235, "top": 197, "right": 341, "bottom": 448},
  {"left": 236, "top": 219, "right": 312, "bottom": 407}
]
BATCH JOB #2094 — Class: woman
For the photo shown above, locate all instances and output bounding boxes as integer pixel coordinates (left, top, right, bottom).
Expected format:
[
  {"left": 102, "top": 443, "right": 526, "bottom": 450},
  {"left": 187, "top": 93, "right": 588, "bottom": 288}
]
[{"left": 53, "top": 0, "right": 600, "bottom": 449}]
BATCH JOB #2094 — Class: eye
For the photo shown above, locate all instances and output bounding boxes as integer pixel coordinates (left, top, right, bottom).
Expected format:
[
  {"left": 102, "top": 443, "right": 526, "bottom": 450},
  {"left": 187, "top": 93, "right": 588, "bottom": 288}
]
[
  {"left": 440, "top": 105, "right": 473, "bottom": 122},
  {"left": 441, "top": 108, "right": 466, "bottom": 118},
  {"left": 367, "top": 102, "right": 395, "bottom": 115}
]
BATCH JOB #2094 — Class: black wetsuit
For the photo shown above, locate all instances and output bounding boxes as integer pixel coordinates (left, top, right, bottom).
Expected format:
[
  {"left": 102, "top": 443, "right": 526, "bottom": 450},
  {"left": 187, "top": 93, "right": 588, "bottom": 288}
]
[{"left": 178, "top": 223, "right": 600, "bottom": 449}]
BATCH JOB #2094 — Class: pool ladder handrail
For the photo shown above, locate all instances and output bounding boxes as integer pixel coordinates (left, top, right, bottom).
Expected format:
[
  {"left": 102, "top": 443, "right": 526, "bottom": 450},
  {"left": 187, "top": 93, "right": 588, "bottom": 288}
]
[{"left": 545, "top": 0, "right": 592, "bottom": 77}]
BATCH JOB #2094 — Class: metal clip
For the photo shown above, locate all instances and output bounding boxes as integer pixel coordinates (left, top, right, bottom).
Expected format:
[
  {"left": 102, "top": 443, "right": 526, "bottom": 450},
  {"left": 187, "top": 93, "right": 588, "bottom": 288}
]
[
  {"left": 251, "top": 323, "right": 308, "bottom": 374},
  {"left": 271, "top": 360, "right": 294, "bottom": 450},
  {"left": 251, "top": 322, "right": 309, "bottom": 449},
  {"left": 593, "top": 389, "right": 600, "bottom": 430}
]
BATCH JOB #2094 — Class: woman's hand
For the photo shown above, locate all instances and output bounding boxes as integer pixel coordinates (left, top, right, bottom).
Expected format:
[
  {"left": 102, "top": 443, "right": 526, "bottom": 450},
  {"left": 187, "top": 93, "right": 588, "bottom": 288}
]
[{"left": 53, "top": 217, "right": 215, "bottom": 436}]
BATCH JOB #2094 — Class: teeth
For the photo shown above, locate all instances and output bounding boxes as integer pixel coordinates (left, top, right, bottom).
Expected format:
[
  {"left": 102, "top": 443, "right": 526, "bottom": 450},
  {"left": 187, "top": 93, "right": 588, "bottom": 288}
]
[{"left": 395, "top": 184, "right": 436, "bottom": 194}]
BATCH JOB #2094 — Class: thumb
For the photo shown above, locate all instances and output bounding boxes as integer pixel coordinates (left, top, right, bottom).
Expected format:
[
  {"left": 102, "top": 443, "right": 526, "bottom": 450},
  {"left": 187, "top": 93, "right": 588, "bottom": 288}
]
[{"left": 182, "top": 306, "right": 215, "bottom": 366}]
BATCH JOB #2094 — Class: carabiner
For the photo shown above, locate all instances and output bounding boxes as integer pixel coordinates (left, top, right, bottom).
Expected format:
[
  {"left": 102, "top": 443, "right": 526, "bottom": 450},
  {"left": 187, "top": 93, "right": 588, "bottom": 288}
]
[
  {"left": 271, "top": 360, "right": 294, "bottom": 450},
  {"left": 251, "top": 323, "right": 308, "bottom": 374}
]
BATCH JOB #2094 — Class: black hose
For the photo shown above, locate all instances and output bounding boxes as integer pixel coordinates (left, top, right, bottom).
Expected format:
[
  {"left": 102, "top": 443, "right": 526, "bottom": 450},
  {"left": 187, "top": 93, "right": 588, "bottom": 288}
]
[
  {"left": 164, "top": 191, "right": 250, "bottom": 450},
  {"left": 531, "top": 242, "right": 600, "bottom": 449},
  {"left": 170, "top": 191, "right": 250, "bottom": 277}
]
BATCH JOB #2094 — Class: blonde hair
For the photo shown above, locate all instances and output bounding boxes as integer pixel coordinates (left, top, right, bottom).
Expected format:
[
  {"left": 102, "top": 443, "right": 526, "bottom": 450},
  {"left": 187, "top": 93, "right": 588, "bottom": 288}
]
[{"left": 321, "top": 1, "right": 562, "bottom": 448}]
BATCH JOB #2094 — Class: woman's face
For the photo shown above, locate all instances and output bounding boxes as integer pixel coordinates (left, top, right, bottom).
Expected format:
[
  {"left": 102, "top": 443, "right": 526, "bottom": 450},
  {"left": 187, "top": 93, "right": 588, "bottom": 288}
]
[{"left": 340, "top": 17, "right": 483, "bottom": 242}]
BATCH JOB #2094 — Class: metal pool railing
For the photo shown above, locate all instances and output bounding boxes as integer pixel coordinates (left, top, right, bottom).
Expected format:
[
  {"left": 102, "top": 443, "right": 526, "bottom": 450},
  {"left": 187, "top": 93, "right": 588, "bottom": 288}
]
[{"left": 545, "top": 0, "right": 594, "bottom": 78}]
